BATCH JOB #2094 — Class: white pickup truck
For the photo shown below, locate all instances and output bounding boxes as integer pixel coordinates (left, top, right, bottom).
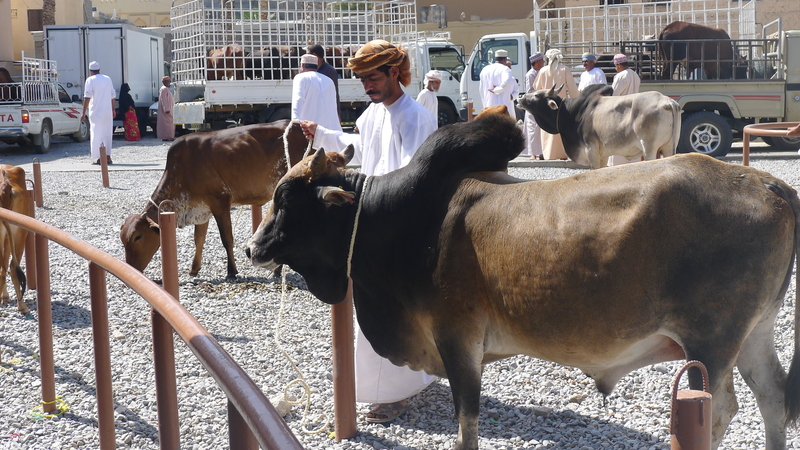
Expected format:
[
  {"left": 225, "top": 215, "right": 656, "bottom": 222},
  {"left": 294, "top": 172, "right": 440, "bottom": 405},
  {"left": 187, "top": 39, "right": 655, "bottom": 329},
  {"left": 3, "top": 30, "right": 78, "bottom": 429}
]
[{"left": 0, "top": 55, "right": 89, "bottom": 153}]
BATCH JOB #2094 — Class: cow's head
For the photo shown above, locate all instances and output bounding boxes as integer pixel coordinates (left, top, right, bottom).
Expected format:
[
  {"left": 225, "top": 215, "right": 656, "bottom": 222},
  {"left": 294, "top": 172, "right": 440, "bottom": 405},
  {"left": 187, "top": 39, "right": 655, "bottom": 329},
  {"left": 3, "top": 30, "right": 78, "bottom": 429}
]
[
  {"left": 120, "top": 212, "right": 161, "bottom": 273},
  {"left": 517, "top": 84, "right": 565, "bottom": 134},
  {"left": 246, "top": 146, "right": 357, "bottom": 304}
]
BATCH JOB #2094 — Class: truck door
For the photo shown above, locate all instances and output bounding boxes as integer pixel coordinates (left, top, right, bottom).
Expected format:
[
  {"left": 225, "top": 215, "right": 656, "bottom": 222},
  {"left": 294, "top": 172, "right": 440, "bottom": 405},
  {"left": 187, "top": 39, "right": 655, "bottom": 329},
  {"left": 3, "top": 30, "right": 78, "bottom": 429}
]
[
  {"left": 461, "top": 35, "right": 526, "bottom": 118},
  {"left": 85, "top": 27, "right": 125, "bottom": 99},
  {"left": 150, "top": 38, "right": 160, "bottom": 103},
  {"left": 427, "top": 44, "right": 465, "bottom": 125},
  {"left": 44, "top": 28, "right": 85, "bottom": 102}
]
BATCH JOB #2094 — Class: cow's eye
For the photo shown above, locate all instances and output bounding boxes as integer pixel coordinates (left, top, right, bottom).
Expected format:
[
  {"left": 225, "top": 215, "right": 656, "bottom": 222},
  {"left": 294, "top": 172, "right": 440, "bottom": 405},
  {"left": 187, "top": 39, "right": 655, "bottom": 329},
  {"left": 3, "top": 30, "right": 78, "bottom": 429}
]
[{"left": 133, "top": 235, "right": 142, "bottom": 242}]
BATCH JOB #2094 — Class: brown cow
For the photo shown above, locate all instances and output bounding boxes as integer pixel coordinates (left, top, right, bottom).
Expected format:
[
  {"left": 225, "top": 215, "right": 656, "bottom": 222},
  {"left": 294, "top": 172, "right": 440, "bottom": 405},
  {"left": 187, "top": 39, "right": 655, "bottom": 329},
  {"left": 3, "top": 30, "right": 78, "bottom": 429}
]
[
  {"left": 207, "top": 44, "right": 247, "bottom": 81},
  {"left": 120, "top": 120, "right": 311, "bottom": 279},
  {"left": 0, "top": 165, "right": 30, "bottom": 313},
  {"left": 658, "top": 21, "right": 739, "bottom": 80}
]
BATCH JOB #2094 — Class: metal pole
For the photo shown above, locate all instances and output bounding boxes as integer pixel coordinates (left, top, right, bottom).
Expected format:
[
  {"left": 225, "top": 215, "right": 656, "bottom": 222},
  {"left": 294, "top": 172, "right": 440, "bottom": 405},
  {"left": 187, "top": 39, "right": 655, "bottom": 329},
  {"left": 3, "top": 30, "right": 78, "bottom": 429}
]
[
  {"left": 34, "top": 233, "right": 55, "bottom": 413},
  {"left": 88, "top": 262, "right": 116, "bottom": 449},
  {"left": 32, "top": 158, "right": 43, "bottom": 207},
  {"left": 332, "top": 279, "right": 357, "bottom": 441},
  {"left": 24, "top": 186, "right": 36, "bottom": 291},
  {"left": 467, "top": 100, "right": 474, "bottom": 122},
  {"left": 251, "top": 204, "right": 262, "bottom": 234},
  {"left": 742, "top": 128, "right": 750, "bottom": 166},
  {"left": 229, "top": 400, "right": 259, "bottom": 450},
  {"left": 154, "top": 207, "right": 180, "bottom": 450},
  {"left": 99, "top": 142, "right": 109, "bottom": 188}
]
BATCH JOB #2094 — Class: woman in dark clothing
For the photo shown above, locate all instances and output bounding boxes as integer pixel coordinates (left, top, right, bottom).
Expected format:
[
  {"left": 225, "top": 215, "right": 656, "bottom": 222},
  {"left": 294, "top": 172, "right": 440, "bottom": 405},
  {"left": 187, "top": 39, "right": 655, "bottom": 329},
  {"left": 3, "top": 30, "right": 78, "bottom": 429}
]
[{"left": 118, "top": 83, "right": 140, "bottom": 141}]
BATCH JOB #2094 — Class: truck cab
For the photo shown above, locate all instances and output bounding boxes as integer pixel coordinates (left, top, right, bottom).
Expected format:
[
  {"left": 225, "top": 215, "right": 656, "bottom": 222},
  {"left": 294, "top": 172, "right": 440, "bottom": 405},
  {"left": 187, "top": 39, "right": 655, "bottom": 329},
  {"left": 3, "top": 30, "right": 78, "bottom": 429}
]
[{"left": 407, "top": 36, "right": 466, "bottom": 126}]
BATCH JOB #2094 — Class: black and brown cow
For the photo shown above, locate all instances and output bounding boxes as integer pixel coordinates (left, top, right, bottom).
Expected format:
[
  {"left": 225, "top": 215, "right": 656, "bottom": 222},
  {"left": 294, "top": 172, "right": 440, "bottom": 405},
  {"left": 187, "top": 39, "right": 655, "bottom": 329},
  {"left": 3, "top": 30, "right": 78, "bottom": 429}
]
[
  {"left": 0, "top": 165, "right": 30, "bottom": 313},
  {"left": 207, "top": 44, "right": 247, "bottom": 81},
  {"left": 246, "top": 112, "right": 800, "bottom": 450},
  {"left": 518, "top": 84, "right": 680, "bottom": 168},
  {"left": 120, "top": 120, "right": 309, "bottom": 279}
]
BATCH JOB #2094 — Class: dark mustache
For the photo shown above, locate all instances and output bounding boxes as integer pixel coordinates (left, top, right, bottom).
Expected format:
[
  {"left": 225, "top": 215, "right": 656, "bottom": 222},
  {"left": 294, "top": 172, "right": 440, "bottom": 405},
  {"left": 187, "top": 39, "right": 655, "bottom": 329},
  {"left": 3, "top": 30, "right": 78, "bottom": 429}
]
[{"left": 365, "top": 90, "right": 378, "bottom": 95}]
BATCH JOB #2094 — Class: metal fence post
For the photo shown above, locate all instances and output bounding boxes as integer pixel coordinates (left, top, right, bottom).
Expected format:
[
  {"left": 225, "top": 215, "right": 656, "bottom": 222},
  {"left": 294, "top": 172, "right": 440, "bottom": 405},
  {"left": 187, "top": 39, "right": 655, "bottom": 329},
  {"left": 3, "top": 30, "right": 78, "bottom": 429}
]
[
  {"left": 99, "top": 143, "right": 110, "bottom": 188},
  {"left": 32, "top": 158, "right": 43, "bottom": 207},
  {"left": 88, "top": 262, "right": 116, "bottom": 449},
  {"left": 34, "top": 233, "right": 55, "bottom": 413},
  {"left": 24, "top": 182, "right": 36, "bottom": 291},
  {"left": 332, "top": 279, "right": 357, "bottom": 441}
]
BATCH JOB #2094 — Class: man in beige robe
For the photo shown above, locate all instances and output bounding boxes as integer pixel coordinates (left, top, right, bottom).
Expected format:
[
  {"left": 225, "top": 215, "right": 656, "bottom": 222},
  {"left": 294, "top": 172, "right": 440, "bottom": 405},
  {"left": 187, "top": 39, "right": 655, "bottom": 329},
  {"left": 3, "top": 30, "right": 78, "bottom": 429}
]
[
  {"left": 157, "top": 76, "right": 175, "bottom": 141},
  {"left": 533, "top": 49, "right": 579, "bottom": 160}
]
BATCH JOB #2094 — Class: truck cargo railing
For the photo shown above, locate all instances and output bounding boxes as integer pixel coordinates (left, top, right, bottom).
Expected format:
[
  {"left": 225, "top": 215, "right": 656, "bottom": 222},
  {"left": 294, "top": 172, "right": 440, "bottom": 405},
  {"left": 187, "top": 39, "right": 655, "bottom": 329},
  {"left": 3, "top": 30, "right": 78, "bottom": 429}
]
[
  {"left": 0, "top": 54, "right": 59, "bottom": 105},
  {"left": 534, "top": 0, "right": 757, "bottom": 56},
  {"left": 171, "top": 0, "right": 417, "bottom": 86}
]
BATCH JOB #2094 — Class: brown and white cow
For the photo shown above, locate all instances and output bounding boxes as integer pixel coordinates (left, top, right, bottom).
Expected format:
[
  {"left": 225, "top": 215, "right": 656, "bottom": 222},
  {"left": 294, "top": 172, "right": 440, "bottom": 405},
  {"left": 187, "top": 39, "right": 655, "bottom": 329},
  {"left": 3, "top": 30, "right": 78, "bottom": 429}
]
[
  {"left": 518, "top": 84, "right": 680, "bottom": 168},
  {"left": 0, "top": 165, "right": 30, "bottom": 313},
  {"left": 207, "top": 44, "right": 247, "bottom": 81},
  {"left": 120, "top": 120, "right": 309, "bottom": 280},
  {"left": 246, "top": 112, "right": 800, "bottom": 450}
]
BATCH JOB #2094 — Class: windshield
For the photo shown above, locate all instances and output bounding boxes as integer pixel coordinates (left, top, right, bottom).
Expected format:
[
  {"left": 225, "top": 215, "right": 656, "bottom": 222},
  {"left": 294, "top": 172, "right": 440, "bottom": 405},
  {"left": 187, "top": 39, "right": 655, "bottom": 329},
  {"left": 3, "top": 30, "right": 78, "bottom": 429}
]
[
  {"left": 430, "top": 47, "right": 465, "bottom": 82},
  {"left": 471, "top": 39, "right": 519, "bottom": 81}
]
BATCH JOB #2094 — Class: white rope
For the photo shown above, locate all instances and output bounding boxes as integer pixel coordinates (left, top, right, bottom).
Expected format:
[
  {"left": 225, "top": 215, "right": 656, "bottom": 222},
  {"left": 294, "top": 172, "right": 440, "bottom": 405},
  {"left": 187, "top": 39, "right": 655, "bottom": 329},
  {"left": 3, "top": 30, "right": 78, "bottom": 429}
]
[
  {"left": 347, "top": 176, "right": 370, "bottom": 278},
  {"left": 275, "top": 270, "right": 330, "bottom": 434},
  {"left": 283, "top": 119, "right": 314, "bottom": 171}
]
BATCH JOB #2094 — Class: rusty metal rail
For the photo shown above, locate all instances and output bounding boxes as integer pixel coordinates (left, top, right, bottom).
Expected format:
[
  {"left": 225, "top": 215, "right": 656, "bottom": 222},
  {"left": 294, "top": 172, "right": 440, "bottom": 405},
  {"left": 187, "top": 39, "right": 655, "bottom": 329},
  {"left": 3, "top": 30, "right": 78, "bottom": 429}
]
[
  {"left": 0, "top": 206, "right": 304, "bottom": 449},
  {"left": 742, "top": 122, "right": 799, "bottom": 166}
]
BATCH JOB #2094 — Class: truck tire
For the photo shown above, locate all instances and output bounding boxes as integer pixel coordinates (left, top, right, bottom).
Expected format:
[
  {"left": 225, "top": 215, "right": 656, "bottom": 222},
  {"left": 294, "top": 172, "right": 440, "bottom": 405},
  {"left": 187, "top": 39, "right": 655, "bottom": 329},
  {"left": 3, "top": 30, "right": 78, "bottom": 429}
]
[
  {"left": 678, "top": 112, "right": 732, "bottom": 157},
  {"left": 761, "top": 135, "right": 800, "bottom": 151},
  {"left": 34, "top": 121, "right": 53, "bottom": 154},
  {"left": 70, "top": 118, "right": 90, "bottom": 143},
  {"left": 437, "top": 101, "right": 457, "bottom": 127}
]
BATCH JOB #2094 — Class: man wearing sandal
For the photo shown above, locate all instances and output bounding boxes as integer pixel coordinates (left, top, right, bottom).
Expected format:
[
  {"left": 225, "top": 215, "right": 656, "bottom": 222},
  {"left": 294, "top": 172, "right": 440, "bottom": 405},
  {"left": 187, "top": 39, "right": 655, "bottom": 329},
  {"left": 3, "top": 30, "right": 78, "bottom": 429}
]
[{"left": 299, "top": 39, "right": 438, "bottom": 423}]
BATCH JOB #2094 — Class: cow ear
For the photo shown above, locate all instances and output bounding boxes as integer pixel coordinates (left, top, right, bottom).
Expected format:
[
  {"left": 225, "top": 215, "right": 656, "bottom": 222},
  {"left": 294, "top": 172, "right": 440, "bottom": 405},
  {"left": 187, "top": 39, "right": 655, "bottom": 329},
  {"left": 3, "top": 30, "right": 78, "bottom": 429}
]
[
  {"left": 342, "top": 144, "right": 355, "bottom": 163},
  {"left": 308, "top": 148, "right": 328, "bottom": 178},
  {"left": 547, "top": 99, "right": 558, "bottom": 110},
  {"left": 146, "top": 216, "right": 161, "bottom": 233},
  {"left": 316, "top": 186, "right": 355, "bottom": 206}
]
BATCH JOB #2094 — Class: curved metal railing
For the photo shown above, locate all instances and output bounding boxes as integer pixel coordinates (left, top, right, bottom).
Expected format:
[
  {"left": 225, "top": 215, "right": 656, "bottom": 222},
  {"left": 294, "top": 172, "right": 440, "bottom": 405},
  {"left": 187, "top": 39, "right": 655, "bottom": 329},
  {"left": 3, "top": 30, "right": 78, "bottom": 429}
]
[{"left": 742, "top": 122, "right": 799, "bottom": 166}]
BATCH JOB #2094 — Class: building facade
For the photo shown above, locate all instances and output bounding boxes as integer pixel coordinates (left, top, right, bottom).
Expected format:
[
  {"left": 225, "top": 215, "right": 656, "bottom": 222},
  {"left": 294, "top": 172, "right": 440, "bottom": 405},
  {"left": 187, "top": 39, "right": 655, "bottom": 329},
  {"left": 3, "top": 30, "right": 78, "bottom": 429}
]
[
  {"left": 92, "top": 0, "right": 170, "bottom": 28},
  {"left": 9, "top": 0, "right": 91, "bottom": 61}
]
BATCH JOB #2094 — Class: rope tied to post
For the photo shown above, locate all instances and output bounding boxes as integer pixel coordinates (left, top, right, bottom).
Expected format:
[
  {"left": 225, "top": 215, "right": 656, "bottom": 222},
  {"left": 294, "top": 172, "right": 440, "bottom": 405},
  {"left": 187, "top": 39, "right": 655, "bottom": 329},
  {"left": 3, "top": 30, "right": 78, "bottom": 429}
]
[{"left": 30, "top": 396, "right": 70, "bottom": 419}]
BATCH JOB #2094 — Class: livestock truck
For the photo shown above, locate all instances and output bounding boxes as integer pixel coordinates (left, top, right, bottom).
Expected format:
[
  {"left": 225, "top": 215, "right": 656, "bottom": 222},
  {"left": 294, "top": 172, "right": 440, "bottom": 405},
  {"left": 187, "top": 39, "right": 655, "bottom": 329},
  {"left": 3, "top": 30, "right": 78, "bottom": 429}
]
[
  {"left": 460, "top": 0, "right": 800, "bottom": 157},
  {"left": 170, "top": 0, "right": 466, "bottom": 131},
  {"left": 42, "top": 24, "right": 166, "bottom": 135}
]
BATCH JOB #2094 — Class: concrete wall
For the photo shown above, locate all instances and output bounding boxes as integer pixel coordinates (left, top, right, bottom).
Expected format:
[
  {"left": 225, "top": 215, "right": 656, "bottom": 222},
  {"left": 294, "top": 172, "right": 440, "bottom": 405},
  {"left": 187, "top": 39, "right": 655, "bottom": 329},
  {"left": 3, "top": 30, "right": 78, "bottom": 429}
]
[
  {"left": 0, "top": 0, "right": 14, "bottom": 68},
  {"left": 10, "top": 0, "right": 88, "bottom": 60}
]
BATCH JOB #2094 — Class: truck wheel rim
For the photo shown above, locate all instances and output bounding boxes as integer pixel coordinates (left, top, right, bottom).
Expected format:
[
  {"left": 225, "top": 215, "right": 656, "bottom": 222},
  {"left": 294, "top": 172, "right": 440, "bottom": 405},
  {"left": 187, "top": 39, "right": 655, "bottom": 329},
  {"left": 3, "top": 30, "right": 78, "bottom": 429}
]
[
  {"left": 689, "top": 123, "right": 720, "bottom": 154},
  {"left": 43, "top": 127, "right": 50, "bottom": 147}
]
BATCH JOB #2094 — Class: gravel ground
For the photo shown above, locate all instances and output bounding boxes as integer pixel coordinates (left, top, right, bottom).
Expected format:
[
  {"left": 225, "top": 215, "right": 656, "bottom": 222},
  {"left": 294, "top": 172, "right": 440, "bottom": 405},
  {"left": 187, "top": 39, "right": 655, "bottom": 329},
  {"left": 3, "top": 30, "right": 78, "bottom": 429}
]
[{"left": 0, "top": 134, "right": 798, "bottom": 449}]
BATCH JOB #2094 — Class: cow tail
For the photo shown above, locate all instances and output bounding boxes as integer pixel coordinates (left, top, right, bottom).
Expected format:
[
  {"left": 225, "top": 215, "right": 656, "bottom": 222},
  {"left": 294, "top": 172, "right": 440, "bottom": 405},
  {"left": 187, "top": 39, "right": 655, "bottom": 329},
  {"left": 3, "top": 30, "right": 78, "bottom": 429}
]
[
  {"left": 0, "top": 220, "right": 25, "bottom": 298},
  {"left": 670, "top": 101, "right": 681, "bottom": 156},
  {"left": 774, "top": 180, "right": 800, "bottom": 427}
]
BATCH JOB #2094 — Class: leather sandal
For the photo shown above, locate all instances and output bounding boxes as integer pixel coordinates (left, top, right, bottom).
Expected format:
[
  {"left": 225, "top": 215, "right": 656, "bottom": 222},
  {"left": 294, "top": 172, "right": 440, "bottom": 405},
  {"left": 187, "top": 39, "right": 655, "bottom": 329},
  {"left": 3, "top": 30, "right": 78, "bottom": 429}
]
[{"left": 365, "top": 400, "right": 407, "bottom": 424}]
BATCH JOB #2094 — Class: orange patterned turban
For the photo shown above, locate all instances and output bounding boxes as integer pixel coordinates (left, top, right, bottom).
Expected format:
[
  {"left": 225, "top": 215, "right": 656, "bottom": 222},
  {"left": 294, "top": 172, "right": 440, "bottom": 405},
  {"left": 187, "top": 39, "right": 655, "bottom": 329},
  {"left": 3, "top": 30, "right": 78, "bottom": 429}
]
[{"left": 347, "top": 40, "right": 411, "bottom": 87}]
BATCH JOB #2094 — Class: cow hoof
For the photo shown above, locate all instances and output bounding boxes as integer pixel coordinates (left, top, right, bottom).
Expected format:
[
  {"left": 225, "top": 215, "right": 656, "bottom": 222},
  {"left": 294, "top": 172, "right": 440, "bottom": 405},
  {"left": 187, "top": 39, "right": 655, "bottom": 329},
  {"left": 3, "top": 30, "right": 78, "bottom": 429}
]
[
  {"left": 18, "top": 306, "right": 29, "bottom": 315},
  {"left": 188, "top": 271, "right": 199, "bottom": 277},
  {"left": 226, "top": 274, "right": 238, "bottom": 282}
]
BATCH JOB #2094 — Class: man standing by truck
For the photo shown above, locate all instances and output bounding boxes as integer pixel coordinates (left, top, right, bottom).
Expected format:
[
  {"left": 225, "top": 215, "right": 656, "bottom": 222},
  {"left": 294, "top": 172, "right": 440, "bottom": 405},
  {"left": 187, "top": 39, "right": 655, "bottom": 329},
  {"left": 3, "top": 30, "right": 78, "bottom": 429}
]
[
  {"left": 479, "top": 49, "right": 516, "bottom": 117},
  {"left": 578, "top": 53, "right": 607, "bottom": 93},
  {"left": 416, "top": 69, "right": 442, "bottom": 121},
  {"left": 81, "top": 61, "right": 116, "bottom": 165},
  {"left": 158, "top": 76, "right": 175, "bottom": 142},
  {"left": 299, "top": 39, "right": 438, "bottom": 424},
  {"left": 291, "top": 54, "right": 341, "bottom": 132}
]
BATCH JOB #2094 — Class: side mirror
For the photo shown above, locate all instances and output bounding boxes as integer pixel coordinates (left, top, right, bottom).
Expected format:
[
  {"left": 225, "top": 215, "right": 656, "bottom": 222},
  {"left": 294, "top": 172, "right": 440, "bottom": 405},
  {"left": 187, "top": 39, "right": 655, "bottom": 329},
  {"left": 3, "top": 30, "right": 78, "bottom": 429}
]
[{"left": 72, "top": 94, "right": 81, "bottom": 103}]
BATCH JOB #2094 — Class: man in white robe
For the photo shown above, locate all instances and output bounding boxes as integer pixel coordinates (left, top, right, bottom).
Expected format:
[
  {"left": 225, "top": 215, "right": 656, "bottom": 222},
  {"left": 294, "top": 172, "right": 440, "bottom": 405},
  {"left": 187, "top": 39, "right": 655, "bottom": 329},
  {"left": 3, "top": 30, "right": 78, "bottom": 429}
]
[
  {"left": 578, "top": 53, "right": 607, "bottom": 92},
  {"left": 416, "top": 69, "right": 441, "bottom": 123},
  {"left": 609, "top": 54, "right": 643, "bottom": 166},
  {"left": 300, "top": 40, "right": 438, "bottom": 423},
  {"left": 157, "top": 76, "right": 175, "bottom": 141},
  {"left": 292, "top": 54, "right": 341, "bottom": 132},
  {"left": 81, "top": 61, "right": 116, "bottom": 165},
  {"left": 533, "top": 49, "right": 580, "bottom": 160},
  {"left": 523, "top": 52, "right": 545, "bottom": 158},
  {"left": 478, "top": 49, "right": 516, "bottom": 117}
]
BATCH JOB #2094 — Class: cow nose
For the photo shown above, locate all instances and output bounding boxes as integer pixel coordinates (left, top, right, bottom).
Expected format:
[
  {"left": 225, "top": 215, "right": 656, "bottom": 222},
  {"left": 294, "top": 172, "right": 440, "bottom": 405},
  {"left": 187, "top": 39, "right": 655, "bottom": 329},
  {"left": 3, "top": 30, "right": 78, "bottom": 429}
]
[{"left": 245, "top": 247, "right": 251, "bottom": 259}]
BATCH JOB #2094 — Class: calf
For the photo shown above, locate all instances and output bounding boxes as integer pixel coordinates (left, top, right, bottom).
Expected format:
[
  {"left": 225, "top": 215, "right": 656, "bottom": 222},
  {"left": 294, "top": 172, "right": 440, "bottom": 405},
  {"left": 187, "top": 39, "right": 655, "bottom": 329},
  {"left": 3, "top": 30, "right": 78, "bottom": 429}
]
[
  {"left": 120, "top": 120, "right": 309, "bottom": 279},
  {"left": 0, "top": 165, "right": 30, "bottom": 313}
]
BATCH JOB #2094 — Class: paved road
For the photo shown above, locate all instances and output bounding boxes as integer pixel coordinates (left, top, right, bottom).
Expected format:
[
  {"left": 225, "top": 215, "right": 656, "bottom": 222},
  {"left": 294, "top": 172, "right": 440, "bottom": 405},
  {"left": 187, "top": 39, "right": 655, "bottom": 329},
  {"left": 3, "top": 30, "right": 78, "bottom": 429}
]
[{"left": 1, "top": 132, "right": 798, "bottom": 174}]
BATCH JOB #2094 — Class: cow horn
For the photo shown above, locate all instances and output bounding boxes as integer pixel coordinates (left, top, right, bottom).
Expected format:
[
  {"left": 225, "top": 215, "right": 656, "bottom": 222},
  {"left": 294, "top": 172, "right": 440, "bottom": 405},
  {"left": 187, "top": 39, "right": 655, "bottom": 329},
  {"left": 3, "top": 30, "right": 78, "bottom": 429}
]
[
  {"left": 308, "top": 147, "right": 328, "bottom": 178},
  {"left": 342, "top": 144, "right": 355, "bottom": 163},
  {"left": 547, "top": 83, "right": 556, "bottom": 97},
  {"left": 555, "top": 84, "right": 565, "bottom": 95}
]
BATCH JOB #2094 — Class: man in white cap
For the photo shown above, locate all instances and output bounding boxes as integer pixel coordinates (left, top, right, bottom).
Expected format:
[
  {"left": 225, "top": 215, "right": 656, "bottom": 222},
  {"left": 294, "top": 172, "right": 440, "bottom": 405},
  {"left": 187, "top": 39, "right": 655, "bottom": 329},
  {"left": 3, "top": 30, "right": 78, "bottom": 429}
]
[
  {"left": 291, "top": 53, "right": 341, "bottom": 132},
  {"left": 578, "top": 53, "right": 607, "bottom": 93},
  {"left": 608, "top": 53, "right": 643, "bottom": 166},
  {"left": 478, "top": 49, "right": 517, "bottom": 117},
  {"left": 81, "top": 61, "right": 116, "bottom": 165},
  {"left": 612, "top": 53, "right": 640, "bottom": 96},
  {"left": 522, "top": 52, "right": 546, "bottom": 158},
  {"left": 416, "top": 69, "right": 442, "bottom": 122},
  {"left": 299, "top": 40, "right": 437, "bottom": 423}
]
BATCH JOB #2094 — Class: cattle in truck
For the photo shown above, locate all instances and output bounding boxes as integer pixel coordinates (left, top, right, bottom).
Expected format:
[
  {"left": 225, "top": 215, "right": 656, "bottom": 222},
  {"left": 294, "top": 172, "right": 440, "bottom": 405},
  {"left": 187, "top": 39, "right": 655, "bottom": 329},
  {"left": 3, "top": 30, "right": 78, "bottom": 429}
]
[
  {"left": 658, "top": 21, "right": 743, "bottom": 80},
  {"left": 246, "top": 111, "right": 800, "bottom": 450},
  {"left": 207, "top": 44, "right": 247, "bottom": 81}
]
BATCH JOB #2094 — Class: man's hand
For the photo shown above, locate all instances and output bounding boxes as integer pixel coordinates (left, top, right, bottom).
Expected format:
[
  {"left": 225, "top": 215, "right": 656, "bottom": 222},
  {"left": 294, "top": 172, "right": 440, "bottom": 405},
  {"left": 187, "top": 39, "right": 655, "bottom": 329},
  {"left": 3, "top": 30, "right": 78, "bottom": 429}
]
[
  {"left": 300, "top": 120, "right": 317, "bottom": 140},
  {"left": 787, "top": 123, "right": 800, "bottom": 137}
]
